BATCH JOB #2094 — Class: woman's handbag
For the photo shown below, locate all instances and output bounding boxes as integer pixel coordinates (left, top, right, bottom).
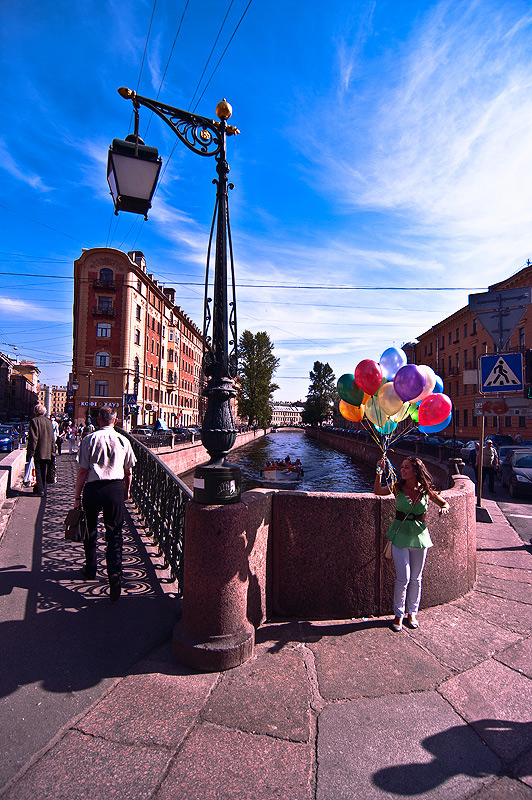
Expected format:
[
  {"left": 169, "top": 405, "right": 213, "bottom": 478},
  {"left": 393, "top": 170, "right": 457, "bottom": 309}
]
[
  {"left": 23, "top": 457, "right": 36, "bottom": 488},
  {"left": 64, "top": 507, "right": 88, "bottom": 542},
  {"left": 383, "top": 539, "right": 393, "bottom": 559}
]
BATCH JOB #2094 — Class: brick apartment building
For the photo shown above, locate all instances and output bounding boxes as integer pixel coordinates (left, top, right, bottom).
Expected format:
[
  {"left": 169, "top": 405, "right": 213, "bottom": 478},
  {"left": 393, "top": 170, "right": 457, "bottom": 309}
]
[
  {"left": 38, "top": 385, "right": 67, "bottom": 418},
  {"left": 72, "top": 248, "right": 206, "bottom": 429},
  {"left": 411, "top": 262, "right": 532, "bottom": 441}
]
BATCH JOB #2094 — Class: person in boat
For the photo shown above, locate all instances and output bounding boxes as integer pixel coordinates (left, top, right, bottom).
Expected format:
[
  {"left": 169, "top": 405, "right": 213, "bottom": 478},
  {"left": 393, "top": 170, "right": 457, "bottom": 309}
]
[{"left": 374, "top": 456, "right": 449, "bottom": 633}]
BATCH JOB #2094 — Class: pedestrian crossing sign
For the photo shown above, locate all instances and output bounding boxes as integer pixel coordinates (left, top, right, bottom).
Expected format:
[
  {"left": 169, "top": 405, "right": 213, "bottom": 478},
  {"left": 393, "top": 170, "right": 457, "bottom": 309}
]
[{"left": 480, "top": 353, "right": 523, "bottom": 394}]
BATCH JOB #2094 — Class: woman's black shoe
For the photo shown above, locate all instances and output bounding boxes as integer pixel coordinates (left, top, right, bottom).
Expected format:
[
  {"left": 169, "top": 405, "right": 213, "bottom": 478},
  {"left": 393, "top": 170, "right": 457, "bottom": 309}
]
[{"left": 109, "top": 574, "right": 121, "bottom": 601}]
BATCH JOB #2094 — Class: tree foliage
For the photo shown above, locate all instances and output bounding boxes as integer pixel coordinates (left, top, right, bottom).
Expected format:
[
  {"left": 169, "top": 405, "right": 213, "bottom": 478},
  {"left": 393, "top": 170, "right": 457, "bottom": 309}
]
[
  {"left": 302, "top": 361, "right": 336, "bottom": 425},
  {"left": 236, "top": 330, "right": 280, "bottom": 427}
]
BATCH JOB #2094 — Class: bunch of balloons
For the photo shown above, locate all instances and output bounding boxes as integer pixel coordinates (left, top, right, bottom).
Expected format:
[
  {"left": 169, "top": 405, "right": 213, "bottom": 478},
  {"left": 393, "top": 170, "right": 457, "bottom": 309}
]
[{"left": 337, "top": 347, "right": 453, "bottom": 446}]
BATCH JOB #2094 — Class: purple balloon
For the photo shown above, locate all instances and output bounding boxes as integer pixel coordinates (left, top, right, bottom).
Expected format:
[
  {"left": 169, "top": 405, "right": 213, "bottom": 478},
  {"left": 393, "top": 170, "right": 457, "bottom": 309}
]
[{"left": 393, "top": 364, "right": 426, "bottom": 402}]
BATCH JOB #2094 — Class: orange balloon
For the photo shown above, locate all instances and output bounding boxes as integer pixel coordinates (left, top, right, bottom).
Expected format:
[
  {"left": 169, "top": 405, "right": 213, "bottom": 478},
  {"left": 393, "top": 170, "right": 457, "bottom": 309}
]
[
  {"left": 362, "top": 392, "right": 372, "bottom": 404},
  {"left": 339, "top": 399, "right": 365, "bottom": 422}
]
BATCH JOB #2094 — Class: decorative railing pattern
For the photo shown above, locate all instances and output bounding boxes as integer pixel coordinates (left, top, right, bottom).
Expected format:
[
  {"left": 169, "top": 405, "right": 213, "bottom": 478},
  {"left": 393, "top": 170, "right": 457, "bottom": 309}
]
[{"left": 118, "top": 428, "right": 193, "bottom": 592}]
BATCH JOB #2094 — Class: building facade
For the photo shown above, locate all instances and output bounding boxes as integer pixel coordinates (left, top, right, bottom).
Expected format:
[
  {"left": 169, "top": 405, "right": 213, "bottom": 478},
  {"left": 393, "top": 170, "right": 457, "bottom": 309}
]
[
  {"left": 38, "top": 385, "right": 67, "bottom": 418},
  {"left": 0, "top": 354, "right": 39, "bottom": 421},
  {"left": 271, "top": 401, "right": 304, "bottom": 426},
  {"left": 413, "top": 263, "right": 532, "bottom": 441},
  {"left": 72, "top": 248, "right": 206, "bottom": 429}
]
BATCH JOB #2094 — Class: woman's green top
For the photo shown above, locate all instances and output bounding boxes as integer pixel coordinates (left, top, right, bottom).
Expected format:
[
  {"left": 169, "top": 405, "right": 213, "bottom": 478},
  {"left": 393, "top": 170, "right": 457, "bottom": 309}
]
[{"left": 385, "top": 491, "right": 432, "bottom": 549}]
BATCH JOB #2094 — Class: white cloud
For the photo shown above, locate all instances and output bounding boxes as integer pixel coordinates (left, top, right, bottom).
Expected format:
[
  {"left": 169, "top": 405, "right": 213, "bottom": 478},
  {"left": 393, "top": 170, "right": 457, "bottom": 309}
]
[
  {"left": 0, "top": 297, "right": 69, "bottom": 322},
  {"left": 0, "top": 138, "right": 52, "bottom": 192}
]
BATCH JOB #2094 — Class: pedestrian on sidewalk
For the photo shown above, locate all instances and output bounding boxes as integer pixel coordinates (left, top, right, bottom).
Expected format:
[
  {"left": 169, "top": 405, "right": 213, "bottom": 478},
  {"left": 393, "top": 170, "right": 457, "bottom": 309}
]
[
  {"left": 374, "top": 456, "right": 449, "bottom": 632},
  {"left": 73, "top": 406, "right": 136, "bottom": 601},
  {"left": 26, "top": 404, "right": 56, "bottom": 497},
  {"left": 476, "top": 439, "right": 498, "bottom": 494}
]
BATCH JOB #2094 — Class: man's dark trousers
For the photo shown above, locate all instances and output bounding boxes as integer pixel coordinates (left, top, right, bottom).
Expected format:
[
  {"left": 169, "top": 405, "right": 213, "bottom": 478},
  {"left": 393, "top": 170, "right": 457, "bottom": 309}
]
[
  {"left": 82, "top": 479, "right": 125, "bottom": 578},
  {"left": 33, "top": 459, "right": 50, "bottom": 495}
]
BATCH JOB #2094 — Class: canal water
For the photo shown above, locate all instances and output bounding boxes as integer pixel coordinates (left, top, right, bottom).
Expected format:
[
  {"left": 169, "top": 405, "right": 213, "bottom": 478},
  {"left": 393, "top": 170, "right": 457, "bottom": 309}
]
[{"left": 182, "top": 430, "right": 375, "bottom": 493}]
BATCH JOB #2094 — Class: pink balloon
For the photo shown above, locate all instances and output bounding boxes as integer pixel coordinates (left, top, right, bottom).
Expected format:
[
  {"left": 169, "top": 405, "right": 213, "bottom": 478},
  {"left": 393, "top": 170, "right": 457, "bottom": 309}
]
[
  {"left": 418, "top": 393, "right": 452, "bottom": 427},
  {"left": 354, "top": 359, "right": 383, "bottom": 396}
]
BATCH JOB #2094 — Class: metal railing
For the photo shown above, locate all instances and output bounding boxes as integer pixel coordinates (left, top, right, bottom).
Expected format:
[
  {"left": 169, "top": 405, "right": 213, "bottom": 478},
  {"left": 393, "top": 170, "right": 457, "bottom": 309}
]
[{"left": 118, "top": 428, "right": 193, "bottom": 592}]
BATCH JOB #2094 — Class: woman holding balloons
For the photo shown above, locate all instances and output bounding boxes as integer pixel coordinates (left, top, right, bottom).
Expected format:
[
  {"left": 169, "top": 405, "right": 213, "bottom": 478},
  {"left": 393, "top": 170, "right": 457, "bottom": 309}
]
[{"left": 374, "top": 456, "right": 449, "bottom": 632}]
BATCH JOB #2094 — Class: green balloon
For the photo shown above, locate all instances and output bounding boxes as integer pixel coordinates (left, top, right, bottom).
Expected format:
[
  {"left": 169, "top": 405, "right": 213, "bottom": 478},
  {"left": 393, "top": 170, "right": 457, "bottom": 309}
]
[
  {"left": 408, "top": 404, "right": 419, "bottom": 423},
  {"left": 337, "top": 374, "right": 364, "bottom": 406}
]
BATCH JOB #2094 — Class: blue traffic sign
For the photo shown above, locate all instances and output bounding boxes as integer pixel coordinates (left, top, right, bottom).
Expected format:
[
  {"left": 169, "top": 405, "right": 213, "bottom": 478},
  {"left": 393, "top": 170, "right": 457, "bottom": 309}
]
[
  {"left": 480, "top": 353, "right": 523, "bottom": 394},
  {"left": 124, "top": 393, "right": 137, "bottom": 406}
]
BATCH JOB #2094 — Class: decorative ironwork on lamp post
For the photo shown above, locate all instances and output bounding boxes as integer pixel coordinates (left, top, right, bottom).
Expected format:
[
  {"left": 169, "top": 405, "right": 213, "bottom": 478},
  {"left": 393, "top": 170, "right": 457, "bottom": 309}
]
[{"left": 108, "top": 88, "right": 241, "bottom": 504}]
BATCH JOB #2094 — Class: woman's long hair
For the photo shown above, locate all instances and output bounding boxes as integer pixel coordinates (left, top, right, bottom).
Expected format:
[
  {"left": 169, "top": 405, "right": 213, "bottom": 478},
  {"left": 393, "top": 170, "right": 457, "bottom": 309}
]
[{"left": 396, "top": 457, "right": 435, "bottom": 495}]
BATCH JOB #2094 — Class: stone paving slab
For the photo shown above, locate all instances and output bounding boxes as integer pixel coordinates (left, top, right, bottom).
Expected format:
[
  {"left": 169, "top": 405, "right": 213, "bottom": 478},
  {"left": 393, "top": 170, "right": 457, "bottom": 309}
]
[
  {"left": 475, "top": 573, "right": 532, "bottom": 603},
  {"left": 467, "top": 776, "right": 532, "bottom": 798},
  {"left": 496, "top": 636, "right": 532, "bottom": 679},
  {"left": 316, "top": 691, "right": 500, "bottom": 800},
  {"left": 154, "top": 721, "right": 313, "bottom": 800},
  {"left": 411, "top": 604, "right": 521, "bottom": 671},
  {"left": 77, "top": 667, "right": 218, "bottom": 748},
  {"left": 478, "top": 562, "right": 532, "bottom": 584},
  {"left": 454, "top": 592, "right": 532, "bottom": 634},
  {"left": 303, "top": 621, "right": 451, "bottom": 700},
  {"left": 439, "top": 658, "right": 532, "bottom": 762},
  {"left": 513, "top": 747, "right": 532, "bottom": 789},
  {"left": 1, "top": 730, "right": 172, "bottom": 800},
  {"left": 201, "top": 641, "right": 311, "bottom": 742},
  {"left": 477, "top": 546, "right": 532, "bottom": 570}
]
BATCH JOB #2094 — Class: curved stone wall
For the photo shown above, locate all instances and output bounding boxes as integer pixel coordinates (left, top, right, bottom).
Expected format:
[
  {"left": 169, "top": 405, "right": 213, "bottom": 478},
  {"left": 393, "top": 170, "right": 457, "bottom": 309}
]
[{"left": 271, "top": 473, "right": 476, "bottom": 619}]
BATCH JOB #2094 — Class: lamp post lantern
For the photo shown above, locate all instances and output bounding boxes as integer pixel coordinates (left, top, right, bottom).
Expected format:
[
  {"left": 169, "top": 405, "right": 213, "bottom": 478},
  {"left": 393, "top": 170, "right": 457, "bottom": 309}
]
[{"left": 109, "top": 88, "right": 241, "bottom": 504}]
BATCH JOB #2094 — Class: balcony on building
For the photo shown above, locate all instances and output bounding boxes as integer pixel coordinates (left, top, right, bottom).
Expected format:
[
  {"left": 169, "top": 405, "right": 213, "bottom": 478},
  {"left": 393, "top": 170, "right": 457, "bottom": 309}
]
[
  {"left": 92, "top": 305, "right": 117, "bottom": 318},
  {"left": 93, "top": 278, "right": 117, "bottom": 291}
]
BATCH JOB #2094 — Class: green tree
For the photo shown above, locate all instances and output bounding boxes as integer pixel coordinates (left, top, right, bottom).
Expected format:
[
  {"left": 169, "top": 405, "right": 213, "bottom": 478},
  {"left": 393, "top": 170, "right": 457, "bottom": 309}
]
[
  {"left": 302, "top": 361, "right": 336, "bottom": 425},
  {"left": 237, "top": 330, "right": 280, "bottom": 427}
]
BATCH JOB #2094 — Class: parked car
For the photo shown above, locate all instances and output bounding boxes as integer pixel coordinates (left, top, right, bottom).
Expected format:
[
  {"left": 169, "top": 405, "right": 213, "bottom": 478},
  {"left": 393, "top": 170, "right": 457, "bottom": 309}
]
[
  {"left": 0, "top": 425, "right": 16, "bottom": 452},
  {"left": 131, "top": 427, "right": 153, "bottom": 437},
  {"left": 441, "top": 439, "right": 464, "bottom": 453},
  {"left": 485, "top": 434, "right": 514, "bottom": 447},
  {"left": 500, "top": 449, "right": 532, "bottom": 497},
  {"left": 496, "top": 446, "right": 523, "bottom": 480}
]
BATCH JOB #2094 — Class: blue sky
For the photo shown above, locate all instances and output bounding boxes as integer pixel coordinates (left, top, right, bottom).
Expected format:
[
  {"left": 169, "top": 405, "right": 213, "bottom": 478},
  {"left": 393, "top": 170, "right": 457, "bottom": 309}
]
[{"left": 2, "top": 0, "right": 532, "bottom": 401}]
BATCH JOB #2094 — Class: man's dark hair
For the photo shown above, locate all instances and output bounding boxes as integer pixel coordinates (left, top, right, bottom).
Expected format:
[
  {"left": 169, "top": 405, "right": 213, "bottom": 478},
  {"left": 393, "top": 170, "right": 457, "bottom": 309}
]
[{"left": 98, "top": 406, "right": 117, "bottom": 426}]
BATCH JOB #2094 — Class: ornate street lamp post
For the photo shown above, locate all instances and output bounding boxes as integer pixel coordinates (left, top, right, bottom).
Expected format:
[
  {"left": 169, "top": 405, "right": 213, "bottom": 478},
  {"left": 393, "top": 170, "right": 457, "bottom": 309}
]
[
  {"left": 83, "top": 369, "right": 94, "bottom": 436},
  {"left": 108, "top": 88, "right": 241, "bottom": 504}
]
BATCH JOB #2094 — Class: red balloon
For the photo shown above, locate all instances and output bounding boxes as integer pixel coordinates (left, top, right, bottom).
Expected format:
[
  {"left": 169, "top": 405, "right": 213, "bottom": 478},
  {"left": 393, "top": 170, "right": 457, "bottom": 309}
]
[
  {"left": 418, "top": 393, "right": 452, "bottom": 427},
  {"left": 354, "top": 359, "right": 383, "bottom": 396}
]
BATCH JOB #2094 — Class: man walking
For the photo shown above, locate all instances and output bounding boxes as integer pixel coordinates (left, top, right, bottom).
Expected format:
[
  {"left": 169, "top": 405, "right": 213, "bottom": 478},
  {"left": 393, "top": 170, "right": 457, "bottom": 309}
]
[
  {"left": 26, "top": 404, "right": 56, "bottom": 497},
  {"left": 73, "top": 406, "right": 136, "bottom": 601}
]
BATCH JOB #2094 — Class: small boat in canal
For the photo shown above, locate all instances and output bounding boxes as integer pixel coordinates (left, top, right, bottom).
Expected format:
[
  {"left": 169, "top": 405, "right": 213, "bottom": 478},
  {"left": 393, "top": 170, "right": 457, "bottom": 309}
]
[{"left": 259, "top": 458, "right": 304, "bottom": 488}]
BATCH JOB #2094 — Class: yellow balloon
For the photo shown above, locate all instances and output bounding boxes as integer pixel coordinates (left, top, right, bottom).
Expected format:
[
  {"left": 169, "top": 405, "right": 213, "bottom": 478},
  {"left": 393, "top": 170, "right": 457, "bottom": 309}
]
[
  {"left": 339, "top": 399, "right": 365, "bottom": 422},
  {"left": 365, "top": 396, "right": 387, "bottom": 427},
  {"left": 377, "top": 382, "right": 403, "bottom": 416},
  {"left": 392, "top": 402, "right": 411, "bottom": 422}
]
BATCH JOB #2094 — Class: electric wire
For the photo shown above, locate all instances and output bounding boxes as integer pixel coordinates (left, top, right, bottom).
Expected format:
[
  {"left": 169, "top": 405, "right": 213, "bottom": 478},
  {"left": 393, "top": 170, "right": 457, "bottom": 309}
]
[{"left": 187, "top": 0, "right": 235, "bottom": 112}]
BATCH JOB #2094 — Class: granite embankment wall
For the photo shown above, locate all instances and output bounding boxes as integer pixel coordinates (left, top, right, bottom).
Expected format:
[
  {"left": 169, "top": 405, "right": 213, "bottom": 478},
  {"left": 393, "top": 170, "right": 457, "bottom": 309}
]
[
  {"left": 185, "top": 473, "right": 476, "bottom": 624},
  {"left": 156, "top": 427, "right": 270, "bottom": 476}
]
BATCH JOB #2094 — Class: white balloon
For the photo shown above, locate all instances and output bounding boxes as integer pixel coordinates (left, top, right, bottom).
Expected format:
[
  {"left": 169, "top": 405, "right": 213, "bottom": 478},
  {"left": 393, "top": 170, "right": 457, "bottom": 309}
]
[{"left": 412, "top": 365, "right": 437, "bottom": 403}]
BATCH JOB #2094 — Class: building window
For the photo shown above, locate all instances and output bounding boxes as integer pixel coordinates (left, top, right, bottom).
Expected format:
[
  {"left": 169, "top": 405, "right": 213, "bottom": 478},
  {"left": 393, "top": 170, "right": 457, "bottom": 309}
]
[
  {"left": 137, "top": 279, "right": 142, "bottom": 294},
  {"left": 441, "top": 335, "right": 445, "bottom": 350},
  {"left": 94, "top": 380, "right": 108, "bottom": 397},
  {"left": 98, "top": 296, "right": 113, "bottom": 311},
  {"left": 472, "top": 414, "right": 477, "bottom": 427},
  {"left": 169, "top": 330, "right": 174, "bottom": 341},
  {"left": 96, "top": 351, "right": 110, "bottom": 367},
  {"left": 463, "top": 409, "right": 468, "bottom": 426},
  {"left": 100, "top": 268, "right": 113, "bottom": 282},
  {"left": 168, "top": 349, "right": 173, "bottom": 362},
  {"left": 134, "top": 329, "right": 140, "bottom": 345},
  {"left": 97, "top": 323, "right": 111, "bottom": 338},
  {"left": 519, "top": 416, "right": 526, "bottom": 428},
  {"left": 448, "top": 332, "right": 452, "bottom": 345},
  {"left": 455, "top": 381, "right": 459, "bottom": 396},
  {"left": 472, "top": 319, "right": 477, "bottom": 334},
  {"left": 136, "top": 305, "right": 141, "bottom": 320},
  {"left": 472, "top": 345, "right": 477, "bottom": 364},
  {"left": 464, "top": 323, "right": 468, "bottom": 338},
  {"left": 149, "top": 387, "right": 153, "bottom": 401},
  {"left": 519, "top": 328, "right": 525, "bottom": 348},
  {"left": 505, "top": 416, "right": 512, "bottom": 427}
]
